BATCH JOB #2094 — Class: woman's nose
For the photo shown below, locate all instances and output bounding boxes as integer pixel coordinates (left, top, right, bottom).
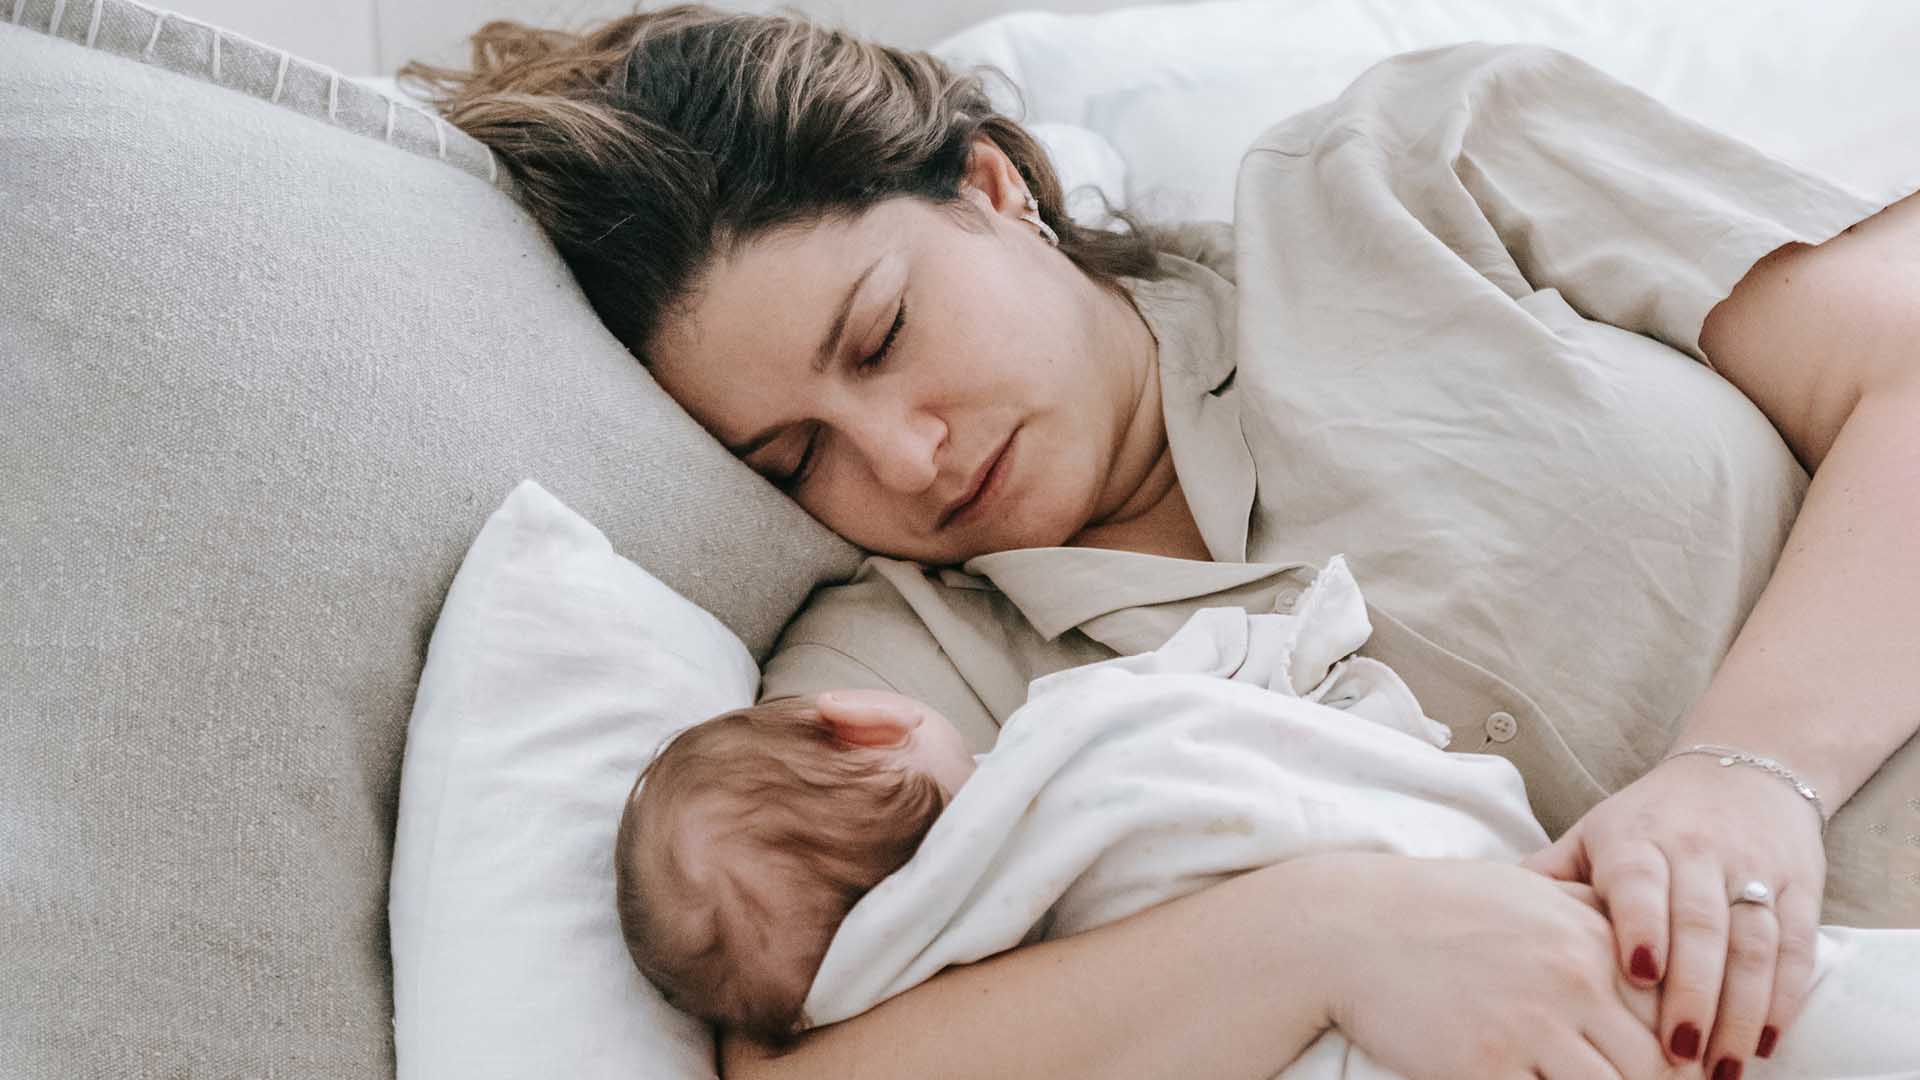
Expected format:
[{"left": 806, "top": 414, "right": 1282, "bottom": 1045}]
[{"left": 846, "top": 406, "right": 943, "bottom": 494}]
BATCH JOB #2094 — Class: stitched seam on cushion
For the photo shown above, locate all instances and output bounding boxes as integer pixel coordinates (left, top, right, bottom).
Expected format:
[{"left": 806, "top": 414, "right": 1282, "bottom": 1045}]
[{"left": 20, "top": 0, "right": 516, "bottom": 194}]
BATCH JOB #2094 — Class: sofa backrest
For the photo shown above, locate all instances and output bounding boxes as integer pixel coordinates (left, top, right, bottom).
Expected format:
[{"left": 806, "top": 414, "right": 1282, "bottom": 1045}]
[{"left": 0, "top": 3, "right": 858, "bottom": 1076}]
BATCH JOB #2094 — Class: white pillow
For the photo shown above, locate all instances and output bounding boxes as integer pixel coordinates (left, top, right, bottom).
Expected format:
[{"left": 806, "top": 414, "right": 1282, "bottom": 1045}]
[
  {"left": 1087, "top": 53, "right": 1382, "bottom": 222},
  {"left": 937, "top": 0, "right": 1920, "bottom": 214},
  {"left": 1025, "top": 120, "right": 1130, "bottom": 227},
  {"left": 389, "top": 480, "right": 744, "bottom": 1080}
]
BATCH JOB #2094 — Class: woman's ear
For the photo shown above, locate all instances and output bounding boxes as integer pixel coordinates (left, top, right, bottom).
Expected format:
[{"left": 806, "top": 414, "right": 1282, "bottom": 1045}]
[
  {"left": 959, "top": 133, "right": 1030, "bottom": 220},
  {"left": 814, "top": 689, "right": 921, "bottom": 748}
]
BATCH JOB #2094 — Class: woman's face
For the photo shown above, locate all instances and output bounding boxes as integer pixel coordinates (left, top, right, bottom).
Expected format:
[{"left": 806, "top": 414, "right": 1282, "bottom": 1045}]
[{"left": 648, "top": 185, "right": 1157, "bottom": 565}]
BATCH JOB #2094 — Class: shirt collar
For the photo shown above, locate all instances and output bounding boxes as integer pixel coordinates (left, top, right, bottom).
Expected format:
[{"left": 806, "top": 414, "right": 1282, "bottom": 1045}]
[
  {"left": 1127, "top": 254, "right": 1259, "bottom": 563},
  {"left": 960, "top": 547, "right": 1297, "bottom": 642},
  {"left": 1126, "top": 255, "right": 1238, "bottom": 396}
]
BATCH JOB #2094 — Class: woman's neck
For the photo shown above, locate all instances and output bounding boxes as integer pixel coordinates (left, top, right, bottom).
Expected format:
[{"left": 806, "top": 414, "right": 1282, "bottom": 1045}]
[
  {"left": 1070, "top": 283, "right": 1211, "bottom": 561},
  {"left": 1069, "top": 450, "right": 1212, "bottom": 561}
]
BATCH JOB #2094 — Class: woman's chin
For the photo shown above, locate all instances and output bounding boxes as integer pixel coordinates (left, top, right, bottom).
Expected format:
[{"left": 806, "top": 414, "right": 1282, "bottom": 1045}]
[{"left": 952, "top": 519, "right": 1083, "bottom": 562}]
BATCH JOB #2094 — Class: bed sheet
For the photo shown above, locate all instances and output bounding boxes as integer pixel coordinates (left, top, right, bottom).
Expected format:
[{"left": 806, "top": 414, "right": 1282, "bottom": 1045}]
[{"left": 933, "top": 0, "right": 1920, "bottom": 223}]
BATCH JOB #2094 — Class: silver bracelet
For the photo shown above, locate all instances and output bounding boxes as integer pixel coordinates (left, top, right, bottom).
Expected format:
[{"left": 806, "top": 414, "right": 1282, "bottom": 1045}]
[{"left": 1662, "top": 744, "right": 1828, "bottom": 828}]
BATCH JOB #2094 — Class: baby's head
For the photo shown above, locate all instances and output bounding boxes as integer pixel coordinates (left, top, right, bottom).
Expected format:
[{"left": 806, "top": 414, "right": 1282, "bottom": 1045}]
[{"left": 614, "top": 689, "right": 975, "bottom": 1044}]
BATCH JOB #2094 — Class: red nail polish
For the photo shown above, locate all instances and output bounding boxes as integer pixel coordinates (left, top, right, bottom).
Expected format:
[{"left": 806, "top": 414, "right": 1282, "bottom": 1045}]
[
  {"left": 1712, "top": 1057, "right": 1744, "bottom": 1080},
  {"left": 1757, "top": 1026, "right": 1779, "bottom": 1058},
  {"left": 1670, "top": 1022, "right": 1702, "bottom": 1061},
  {"left": 1630, "top": 945, "right": 1658, "bottom": 981}
]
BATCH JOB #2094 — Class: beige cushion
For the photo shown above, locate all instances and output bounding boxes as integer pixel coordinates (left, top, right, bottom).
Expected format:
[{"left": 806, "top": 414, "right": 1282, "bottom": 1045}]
[{"left": 0, "top": 3, "right": 857, "bottom": 1077}]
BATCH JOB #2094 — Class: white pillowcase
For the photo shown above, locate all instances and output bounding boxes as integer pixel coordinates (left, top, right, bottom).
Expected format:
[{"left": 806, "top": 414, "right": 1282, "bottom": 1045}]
[
  {"left": 389, "top": 480, "right": 741, "bottom": 1080},
  {"left": 939, "top": 0, "right": 1920, "bottom": 215},
  {"left": 1025, "top": 120, "right": 1130, "bottom": 227}
]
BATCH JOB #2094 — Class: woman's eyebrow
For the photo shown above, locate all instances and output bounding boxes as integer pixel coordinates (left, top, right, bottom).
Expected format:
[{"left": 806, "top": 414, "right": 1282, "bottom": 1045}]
[
  {"left": 811, "top": 256, "right": 883, "bottom": 374},
  {"left": 725, "top": 255, "right": 882, "bottom": 456}
]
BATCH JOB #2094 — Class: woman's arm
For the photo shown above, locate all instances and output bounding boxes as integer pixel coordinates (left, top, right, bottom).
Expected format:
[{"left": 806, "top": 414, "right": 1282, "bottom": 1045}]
[
  {"left": 722, "top": 854, "right": 1670, "bottom": 1080},
  {"left": 722, "top": 856, "right": 1335, "bottom": 1080},
  {"left": 1529, "top": 191, "right": 1920, "bottom": 1072}
]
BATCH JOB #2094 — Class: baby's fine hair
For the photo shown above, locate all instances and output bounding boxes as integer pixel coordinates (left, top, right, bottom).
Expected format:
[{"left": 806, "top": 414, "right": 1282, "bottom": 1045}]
[{"left": 614, "top": 697, "right": 948, "bottom": 1043}]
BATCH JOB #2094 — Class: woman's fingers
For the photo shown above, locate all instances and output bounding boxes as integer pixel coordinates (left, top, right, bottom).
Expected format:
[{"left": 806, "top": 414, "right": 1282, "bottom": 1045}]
[
  {"left": 1536, "top": 1032, "right": 1628, "bottom": 1080},
  {"left": 1658, "top": 856, "right": 1730, "bottom": 1065},
  {"left": 1554, "top": 879, "right": 1605, "bottom": 912},
  {"left": 1582, "top": 972, "right": 1670, "bottom": 1080},
  {"left": 1755, "top": 885, "right": 1822, "bottom": 1061},
  {"left": 1324, "top": 857, "right": 1683, "bottom": 1080},
  {"left": 1523, "top": 829, "right": 1590, "bottom": 882},
  {"left": 1702, "top": 895, "right": 1779, "bottom": 1079},
  {"left": 1536, "top": 760, "right": 1830, "bottom": 1076},
  {"left": 1586, "top": 840, "right": 1672, "bottom": 987}
]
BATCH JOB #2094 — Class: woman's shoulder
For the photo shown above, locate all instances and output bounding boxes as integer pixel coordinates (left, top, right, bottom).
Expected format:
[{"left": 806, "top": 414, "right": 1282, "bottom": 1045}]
[{"left": 760, "top": 557, "right": 1006, "bottom": 752}]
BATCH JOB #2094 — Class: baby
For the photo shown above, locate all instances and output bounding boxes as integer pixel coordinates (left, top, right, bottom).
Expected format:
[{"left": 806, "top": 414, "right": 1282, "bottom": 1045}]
[
  {"left": 613, "top": 687, "right": 979, "bottom": 1044},
  {"left": 615, "top": 559, "right": 1920, "bottom": 1077},
  {"left": 614, "top": 554, "right": 1474, "bottom": 1044}
]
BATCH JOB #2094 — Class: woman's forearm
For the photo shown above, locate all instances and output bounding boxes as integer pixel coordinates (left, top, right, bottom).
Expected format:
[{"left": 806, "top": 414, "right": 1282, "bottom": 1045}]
[
  {"left": 720, "top": 857, "right": 1340, "bottom": 1080},
  {"left": 1673, "top": 381, "right": 1920, "bottom": 807},
  {"left": 1687, "top": 194, "right": 1920, "bottom": 807}
]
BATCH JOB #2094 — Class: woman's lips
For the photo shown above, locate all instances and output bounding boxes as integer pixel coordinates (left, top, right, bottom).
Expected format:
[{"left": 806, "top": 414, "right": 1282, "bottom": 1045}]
[{"left": 942, "top": 431, "right": 1015, "bottom": 530}]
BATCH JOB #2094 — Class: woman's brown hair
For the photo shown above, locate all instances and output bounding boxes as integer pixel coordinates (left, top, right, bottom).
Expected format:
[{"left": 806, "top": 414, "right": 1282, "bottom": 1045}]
[{"left": 400, "top": 3, "right": 1165, "bottom": 361}]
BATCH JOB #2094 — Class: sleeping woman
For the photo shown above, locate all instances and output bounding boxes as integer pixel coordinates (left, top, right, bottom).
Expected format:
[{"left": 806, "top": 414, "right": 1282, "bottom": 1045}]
[{"left": 403, "top": 7, "right": 1920, "bottom": 1078}]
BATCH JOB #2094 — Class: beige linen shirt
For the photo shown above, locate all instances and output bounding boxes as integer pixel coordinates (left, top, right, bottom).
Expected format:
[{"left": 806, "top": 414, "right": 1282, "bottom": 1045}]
[{"left": 763, "top": 44, "right": 1916, "bottom": 926}]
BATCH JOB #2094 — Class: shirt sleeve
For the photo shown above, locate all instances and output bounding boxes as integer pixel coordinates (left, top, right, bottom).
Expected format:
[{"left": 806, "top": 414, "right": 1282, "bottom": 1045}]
[
  {"left": 758, "top": 572, "right": 1004, "bottom": 753},
  {"left": 1246, "top": 43, "right": 1893, "bottom": 364}
]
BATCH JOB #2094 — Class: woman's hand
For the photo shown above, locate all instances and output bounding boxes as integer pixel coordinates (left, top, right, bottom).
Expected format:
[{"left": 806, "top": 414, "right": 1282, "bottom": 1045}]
[
  {"left": 1522, "top": 757, "right": 1827, "bottom": 1076},
  {"left": 1317, "top": 854, "right": 1675, "bottom": 1080}
]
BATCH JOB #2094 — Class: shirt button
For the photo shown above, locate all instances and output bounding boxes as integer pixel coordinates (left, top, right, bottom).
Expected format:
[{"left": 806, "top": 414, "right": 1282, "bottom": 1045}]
[
  {"left": 1485, "top": 711, "right": 1519, "bottom": 743},
  {"left": 1275, "top": 588, "right": 1303, "bottom": 611}
]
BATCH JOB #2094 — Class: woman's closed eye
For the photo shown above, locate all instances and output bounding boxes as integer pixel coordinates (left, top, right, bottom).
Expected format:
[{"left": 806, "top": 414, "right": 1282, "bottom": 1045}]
[
  {"left": 858, "top": 298, "right": 907, "bottom": 376},
  {"left": 774, "top": 299, "right": 909, "bottom": 491}
]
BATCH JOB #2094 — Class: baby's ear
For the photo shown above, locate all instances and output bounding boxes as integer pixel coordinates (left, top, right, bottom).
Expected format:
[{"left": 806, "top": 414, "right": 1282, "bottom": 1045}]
[{"left": 814, "top": 689, "right": 919, "bottom": 748}]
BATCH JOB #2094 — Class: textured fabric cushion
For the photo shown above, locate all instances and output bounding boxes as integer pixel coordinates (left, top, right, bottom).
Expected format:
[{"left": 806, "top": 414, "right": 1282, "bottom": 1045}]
[
  {"left": 389, "top": 482, "right": 734, "bottom": 1080},
  {"left": 0, "top": 4, "right": 858, "bottom": 1077}
]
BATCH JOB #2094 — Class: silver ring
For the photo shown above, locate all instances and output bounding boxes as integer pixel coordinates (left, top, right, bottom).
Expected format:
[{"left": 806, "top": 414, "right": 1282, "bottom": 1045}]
[{"left": 1730, "top": 879, "right": 1774, "bottom": 907}]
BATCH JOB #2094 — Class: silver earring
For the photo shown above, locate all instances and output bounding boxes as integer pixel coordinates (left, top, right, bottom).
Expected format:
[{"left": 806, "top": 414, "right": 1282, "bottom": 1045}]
[{"left": 1020, "top": 191, "right": 1059, "bottom": 247}]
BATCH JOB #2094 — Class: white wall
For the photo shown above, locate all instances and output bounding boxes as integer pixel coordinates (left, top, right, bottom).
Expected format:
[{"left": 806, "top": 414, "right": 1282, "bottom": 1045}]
[
  {"left": 153, "top": 0, "right": 1176, "bottom": 76},
  {"left": 156, "top": 0, "right": 380, "bottom": 73}
]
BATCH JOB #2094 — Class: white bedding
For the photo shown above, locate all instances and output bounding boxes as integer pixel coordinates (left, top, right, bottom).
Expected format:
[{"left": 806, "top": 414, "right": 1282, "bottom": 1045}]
[{"left": 936, "top": 0, "right": 1920, "bottom": 224}]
